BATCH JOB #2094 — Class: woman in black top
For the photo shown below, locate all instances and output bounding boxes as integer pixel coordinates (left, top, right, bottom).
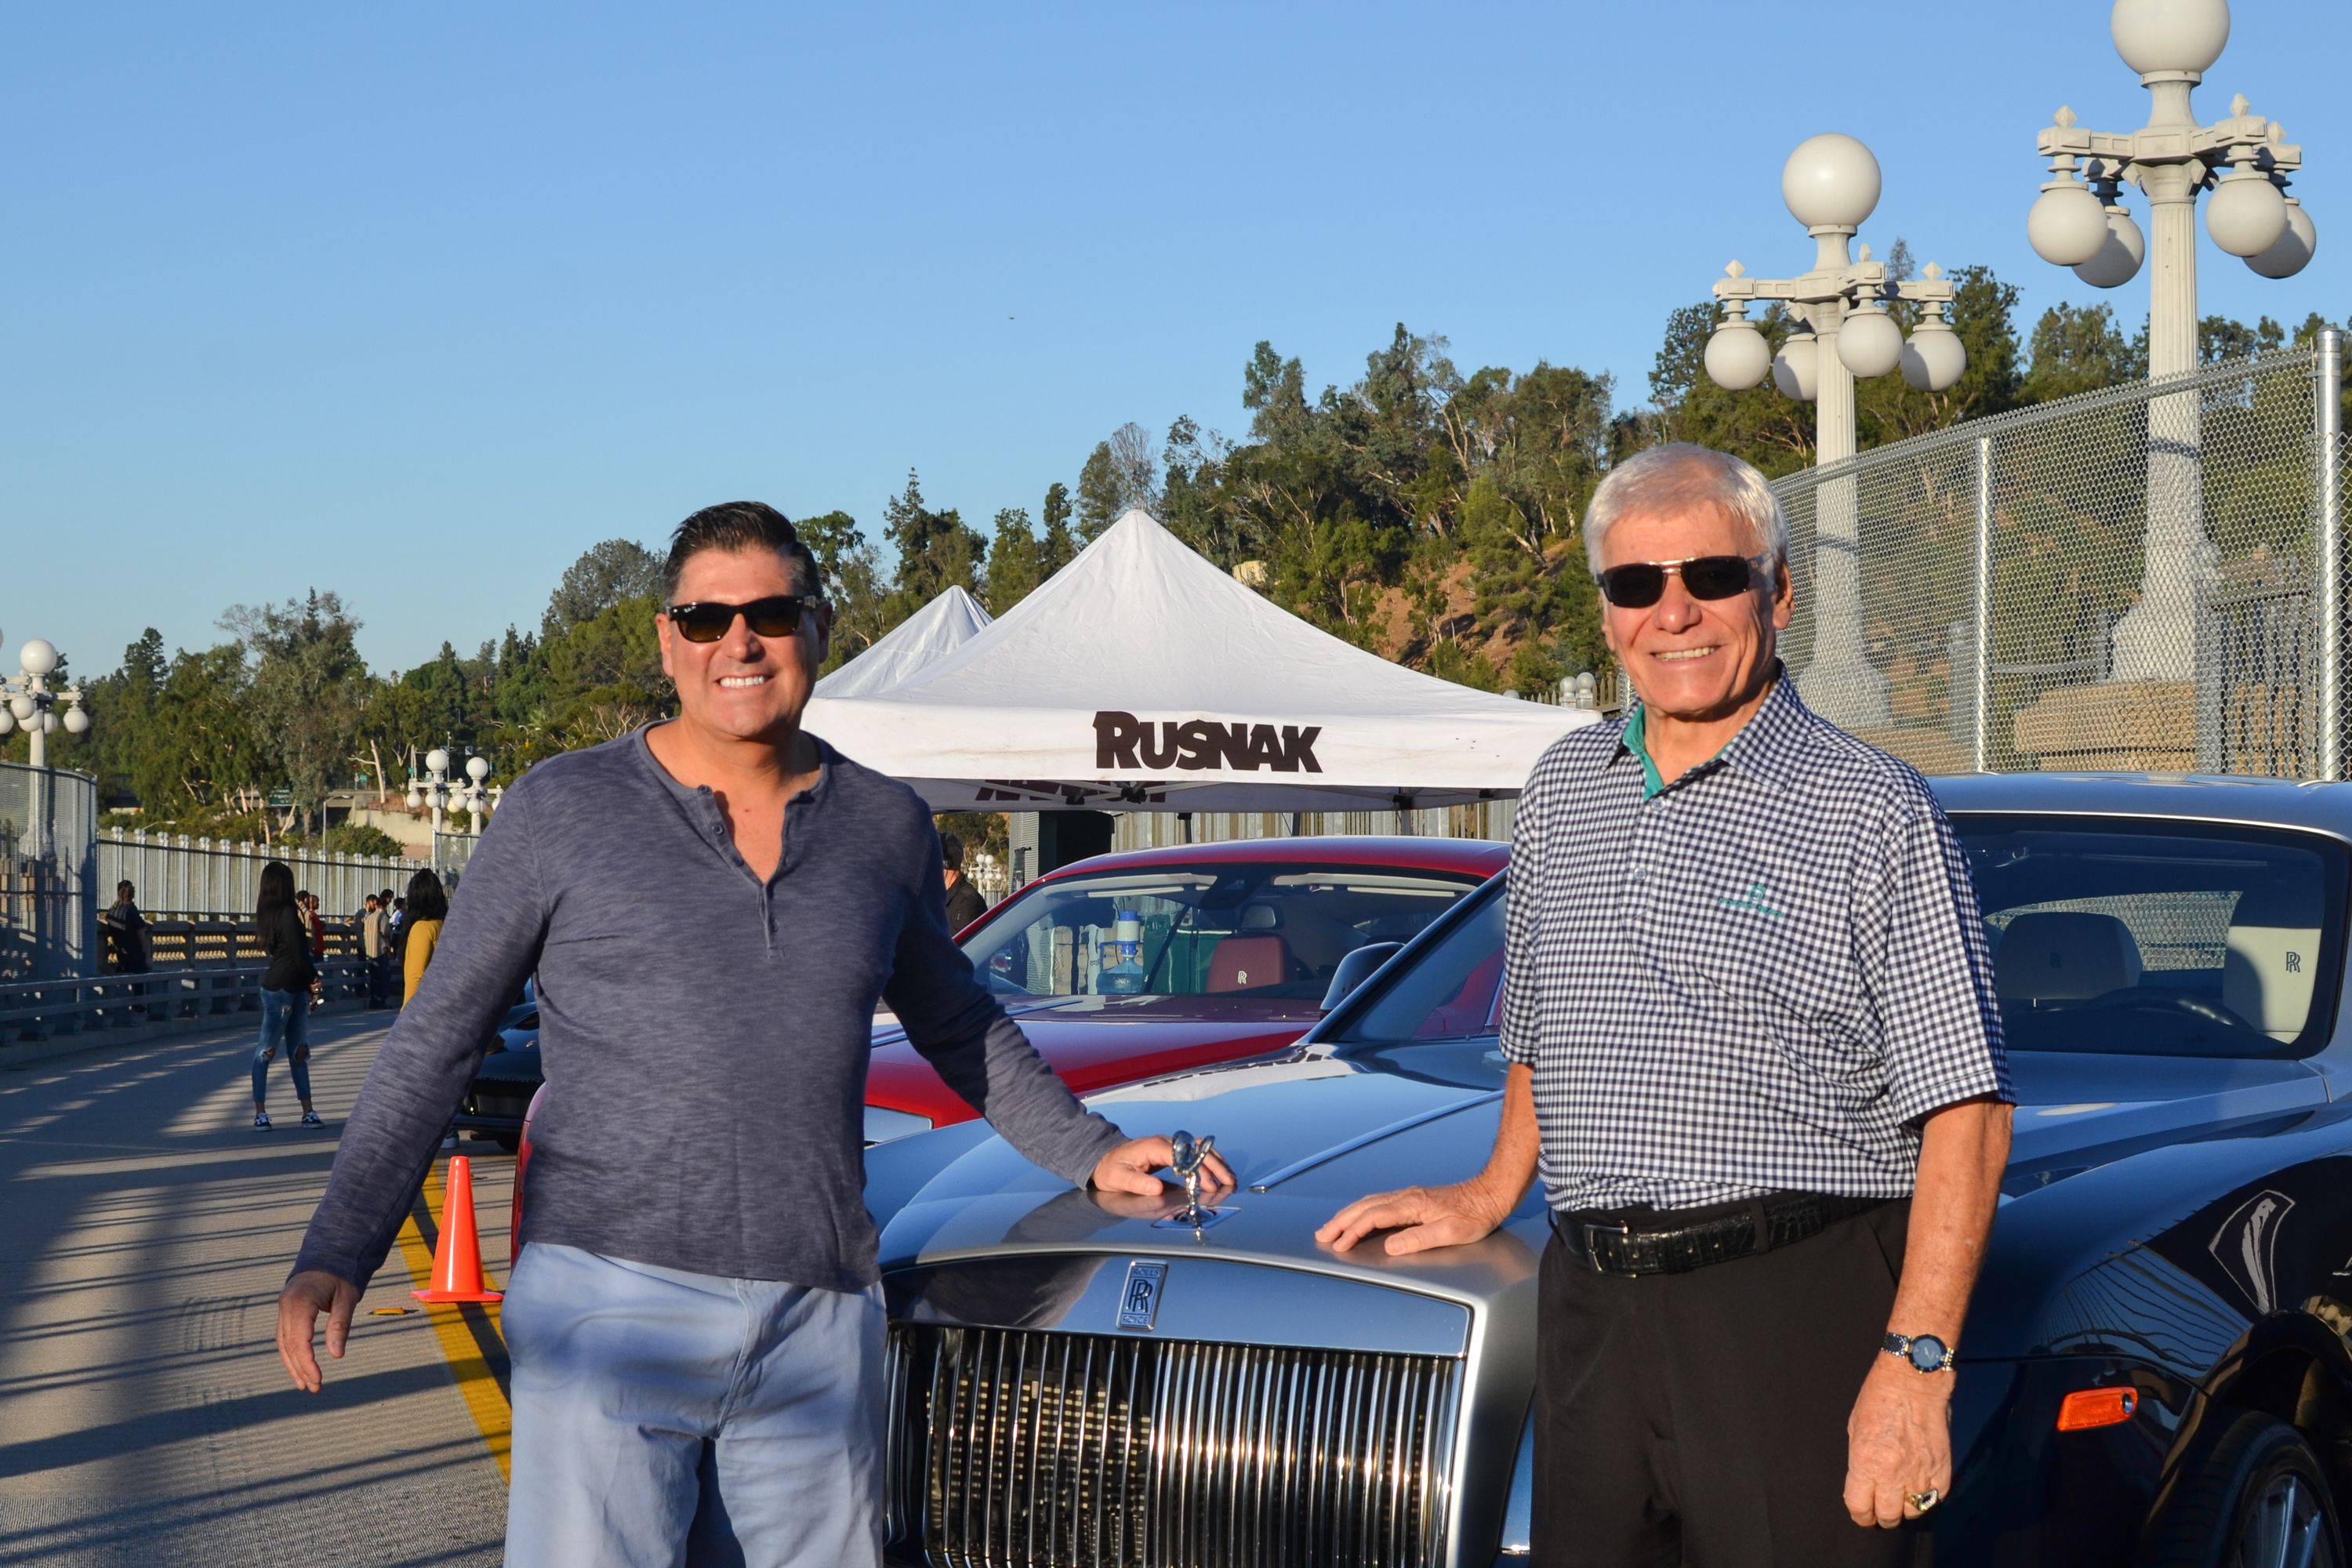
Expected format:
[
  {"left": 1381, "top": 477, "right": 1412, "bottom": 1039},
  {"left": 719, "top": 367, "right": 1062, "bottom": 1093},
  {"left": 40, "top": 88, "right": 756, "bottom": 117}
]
[{"left": 251, "top": 861, "right": 321, "bottom": 1130}]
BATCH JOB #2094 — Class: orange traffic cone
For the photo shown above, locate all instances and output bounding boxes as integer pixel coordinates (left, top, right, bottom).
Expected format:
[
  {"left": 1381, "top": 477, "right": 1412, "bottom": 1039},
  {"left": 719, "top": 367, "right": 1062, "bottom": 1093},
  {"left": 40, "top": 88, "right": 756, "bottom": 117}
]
[{"left": 412, "top": 1154, "right": 504, "bottom": 1302}]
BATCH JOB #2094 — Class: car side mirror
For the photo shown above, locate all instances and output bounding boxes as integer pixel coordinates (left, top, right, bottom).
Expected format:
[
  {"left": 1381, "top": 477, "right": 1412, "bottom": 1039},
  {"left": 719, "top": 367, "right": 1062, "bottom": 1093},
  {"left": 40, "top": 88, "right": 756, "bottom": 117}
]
[{"left": 1319, "top": 942, "right": 1403, "bottom": 1013}]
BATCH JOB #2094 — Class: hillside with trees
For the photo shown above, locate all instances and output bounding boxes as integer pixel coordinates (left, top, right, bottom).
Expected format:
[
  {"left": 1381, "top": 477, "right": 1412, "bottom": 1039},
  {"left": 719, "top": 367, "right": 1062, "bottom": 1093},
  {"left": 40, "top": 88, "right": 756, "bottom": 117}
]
[{"left": 15, "top": 267, "right": 2343, "bottom": 845}]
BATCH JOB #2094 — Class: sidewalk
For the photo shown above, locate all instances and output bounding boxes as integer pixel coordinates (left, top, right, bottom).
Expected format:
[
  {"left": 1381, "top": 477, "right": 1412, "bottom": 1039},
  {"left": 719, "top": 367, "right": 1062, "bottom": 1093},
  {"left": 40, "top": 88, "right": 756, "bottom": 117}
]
[{"left": 0, "top": 1011, "right": 512, "bottom": 1567}]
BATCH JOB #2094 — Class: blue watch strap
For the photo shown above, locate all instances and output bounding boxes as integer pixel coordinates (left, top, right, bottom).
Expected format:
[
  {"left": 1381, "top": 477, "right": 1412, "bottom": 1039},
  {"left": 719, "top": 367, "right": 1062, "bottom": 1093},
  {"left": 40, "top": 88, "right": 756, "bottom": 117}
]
[{"left": 1882, "top": 1332, "right": 1956, "bottom": 1373}]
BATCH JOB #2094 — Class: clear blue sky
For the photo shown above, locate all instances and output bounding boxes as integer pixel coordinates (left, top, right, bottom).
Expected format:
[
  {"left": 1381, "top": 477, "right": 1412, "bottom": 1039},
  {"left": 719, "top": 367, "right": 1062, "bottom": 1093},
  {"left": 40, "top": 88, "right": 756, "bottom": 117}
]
[{"left": 5, "top": 1, "right": 2346, "bottom": 676}]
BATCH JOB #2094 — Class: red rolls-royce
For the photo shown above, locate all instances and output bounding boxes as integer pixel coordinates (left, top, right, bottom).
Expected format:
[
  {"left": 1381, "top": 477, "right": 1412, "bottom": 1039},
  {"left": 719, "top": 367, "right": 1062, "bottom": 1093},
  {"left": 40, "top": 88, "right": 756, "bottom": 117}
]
[{"left": 860, "top": 836, "right": 1507, "bottom": 1140}]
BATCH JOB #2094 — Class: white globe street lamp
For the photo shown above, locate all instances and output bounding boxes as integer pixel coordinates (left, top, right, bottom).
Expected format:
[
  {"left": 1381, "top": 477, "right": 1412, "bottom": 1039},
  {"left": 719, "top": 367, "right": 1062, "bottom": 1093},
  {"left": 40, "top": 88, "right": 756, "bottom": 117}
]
[
  {"left": 1700, "top": 133, "right": 1969, "bottom": 728},
  {"left": 408, "top": 746, "right": 499, "bottom": 837},
  {"left": 0, "top": 631, "right": 93, "bottom": 768},
  {"left": 2027, "top": 0, "right": 2315, "bottom": 684}
]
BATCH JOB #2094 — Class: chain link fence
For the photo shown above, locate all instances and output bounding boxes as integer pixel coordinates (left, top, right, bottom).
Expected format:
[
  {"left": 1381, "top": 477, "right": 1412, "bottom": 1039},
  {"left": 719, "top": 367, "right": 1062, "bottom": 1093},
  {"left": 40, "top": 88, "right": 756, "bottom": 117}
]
[
  {"left": 0, "top": 763, "right": 98, "bottom": 982},
  {"left": 1774, "top": 334, "right": 2346, "bottom": 779},
  {"left": 431, "top": 830, "right": 477, "bottom": 884}
]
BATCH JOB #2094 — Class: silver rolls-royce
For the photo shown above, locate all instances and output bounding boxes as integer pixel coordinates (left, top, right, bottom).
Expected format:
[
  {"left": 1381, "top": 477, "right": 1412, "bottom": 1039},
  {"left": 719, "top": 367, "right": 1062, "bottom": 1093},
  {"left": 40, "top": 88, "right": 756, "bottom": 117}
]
[{"left": 864, "top": 775, "right": 2352, "bottom": 1566}]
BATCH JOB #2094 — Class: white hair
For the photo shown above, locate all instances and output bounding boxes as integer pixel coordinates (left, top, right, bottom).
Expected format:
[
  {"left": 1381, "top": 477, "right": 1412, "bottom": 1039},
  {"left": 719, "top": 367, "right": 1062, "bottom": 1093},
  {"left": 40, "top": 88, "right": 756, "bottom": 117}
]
[{"left": 1582, "top": 443, "right": 1788, "bottom": 575}]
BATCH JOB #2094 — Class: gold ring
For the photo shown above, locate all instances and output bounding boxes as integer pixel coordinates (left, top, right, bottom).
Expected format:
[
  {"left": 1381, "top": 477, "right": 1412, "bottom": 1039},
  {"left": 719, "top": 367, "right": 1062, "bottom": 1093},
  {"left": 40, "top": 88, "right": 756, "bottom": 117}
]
[{"left": 1905, "top": 1488, "right": 1942, "bottom": 1514}]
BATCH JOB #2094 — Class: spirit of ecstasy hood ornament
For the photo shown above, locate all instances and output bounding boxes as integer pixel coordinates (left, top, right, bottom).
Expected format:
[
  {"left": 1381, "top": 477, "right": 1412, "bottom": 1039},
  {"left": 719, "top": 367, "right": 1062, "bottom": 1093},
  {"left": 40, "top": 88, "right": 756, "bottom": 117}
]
[{"left": 1152, "top": 1129, "right": 1224, "bottom": 1232}]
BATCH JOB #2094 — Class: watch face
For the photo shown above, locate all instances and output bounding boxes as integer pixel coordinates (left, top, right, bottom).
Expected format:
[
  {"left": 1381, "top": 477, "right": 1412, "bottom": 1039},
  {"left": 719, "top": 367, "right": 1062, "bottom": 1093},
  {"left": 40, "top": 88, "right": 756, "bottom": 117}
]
[{"left": 1905, "top": 1334, "right": 1951, "bottom": 1373}]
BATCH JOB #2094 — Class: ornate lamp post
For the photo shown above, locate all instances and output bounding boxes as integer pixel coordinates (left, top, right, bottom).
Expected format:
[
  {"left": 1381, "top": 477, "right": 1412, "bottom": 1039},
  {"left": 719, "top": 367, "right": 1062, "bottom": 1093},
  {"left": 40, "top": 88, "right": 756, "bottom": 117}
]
[
  {"left": 1700, "top": 134, "right": 1968, "bottom": 727},
  {"left": 456, "top": 754, "right": 501, "bottom": 826},
  {"left": 0, "top": 636, "right": 93, "bottom": 768},
  {"left": 2024, "top": 0, "right": 2314, "bottom": 681},
  {"left": 407, "top": 747, "right": 455, "bottom": 836},
  {"left": 406, "top": 747, "right": 499, "bottom": 835}
]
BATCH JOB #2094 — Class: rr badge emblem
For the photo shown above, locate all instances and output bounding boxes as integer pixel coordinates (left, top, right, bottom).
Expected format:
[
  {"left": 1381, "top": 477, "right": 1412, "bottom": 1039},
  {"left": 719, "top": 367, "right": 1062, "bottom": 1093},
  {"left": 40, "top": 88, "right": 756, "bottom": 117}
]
[{"left": 1116, "top": 1261, "right": 1167, "bottom": 1330}]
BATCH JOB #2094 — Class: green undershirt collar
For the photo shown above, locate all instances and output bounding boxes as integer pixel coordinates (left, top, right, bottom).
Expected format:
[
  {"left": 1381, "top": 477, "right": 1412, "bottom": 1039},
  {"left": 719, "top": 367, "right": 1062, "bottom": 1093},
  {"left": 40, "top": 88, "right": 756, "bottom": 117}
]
[{"left": 1621, "top": 704, "right": 1734, "bottom": 800}]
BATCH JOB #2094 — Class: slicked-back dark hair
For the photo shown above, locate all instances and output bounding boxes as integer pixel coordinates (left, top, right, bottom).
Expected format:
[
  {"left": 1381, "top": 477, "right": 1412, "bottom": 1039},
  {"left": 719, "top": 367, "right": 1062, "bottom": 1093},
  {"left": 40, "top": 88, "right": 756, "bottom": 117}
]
[{"left": 663, "top": 502, "right": 826, "bottom": 602}]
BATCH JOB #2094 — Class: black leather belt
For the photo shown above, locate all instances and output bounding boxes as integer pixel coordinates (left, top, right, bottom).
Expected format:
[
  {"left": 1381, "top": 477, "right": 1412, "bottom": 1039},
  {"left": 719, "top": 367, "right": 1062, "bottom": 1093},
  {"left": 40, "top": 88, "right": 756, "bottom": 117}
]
[{"left": 1552, "top": 1192, "right": 1893, "bottom": 1276}]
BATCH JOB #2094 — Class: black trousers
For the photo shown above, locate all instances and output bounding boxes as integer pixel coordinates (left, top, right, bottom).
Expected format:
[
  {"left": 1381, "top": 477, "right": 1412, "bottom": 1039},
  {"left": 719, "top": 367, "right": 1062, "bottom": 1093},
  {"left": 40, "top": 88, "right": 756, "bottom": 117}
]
[{"left": 1532, "top": 1198, "right": 1929, "bottom": 1567}]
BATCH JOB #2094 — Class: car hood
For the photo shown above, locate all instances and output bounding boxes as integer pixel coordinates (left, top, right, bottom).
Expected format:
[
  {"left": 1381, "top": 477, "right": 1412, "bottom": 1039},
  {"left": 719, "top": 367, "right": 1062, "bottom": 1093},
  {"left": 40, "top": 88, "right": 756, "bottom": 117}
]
[
  {"left": 873, "top": 1040, "right": 1540, "bottom": 1298},
  {"left": 867, "top": 1040, "right": 2332, "bottom": 1293}
]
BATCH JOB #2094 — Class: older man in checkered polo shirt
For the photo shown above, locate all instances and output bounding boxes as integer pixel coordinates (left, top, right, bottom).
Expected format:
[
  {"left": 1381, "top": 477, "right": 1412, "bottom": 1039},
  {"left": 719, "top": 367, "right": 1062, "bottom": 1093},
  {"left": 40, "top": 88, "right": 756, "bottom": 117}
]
[{"left": 1322, "top": 443, "right": 2013, "bottom": 1565}]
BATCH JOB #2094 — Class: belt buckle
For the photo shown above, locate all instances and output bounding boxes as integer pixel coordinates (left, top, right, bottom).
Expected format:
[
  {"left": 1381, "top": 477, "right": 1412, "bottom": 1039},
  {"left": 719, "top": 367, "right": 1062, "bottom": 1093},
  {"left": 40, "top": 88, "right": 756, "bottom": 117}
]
[{"left": 1581, "top": 1220, "right": 1631, "bottom": 1272}]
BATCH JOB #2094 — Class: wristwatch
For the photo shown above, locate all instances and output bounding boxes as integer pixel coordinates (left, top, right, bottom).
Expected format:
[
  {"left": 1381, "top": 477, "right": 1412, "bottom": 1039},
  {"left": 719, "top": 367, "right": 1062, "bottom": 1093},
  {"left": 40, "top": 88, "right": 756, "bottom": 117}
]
[{"left": 1883, "top": 1331, "right": 1957, "bottom": 1374}]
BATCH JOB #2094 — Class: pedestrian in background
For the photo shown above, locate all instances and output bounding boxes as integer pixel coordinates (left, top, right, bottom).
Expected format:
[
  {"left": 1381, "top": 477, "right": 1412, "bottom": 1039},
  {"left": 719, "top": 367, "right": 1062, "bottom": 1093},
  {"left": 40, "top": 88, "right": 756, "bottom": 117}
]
[
  {"left": 940, "top": 832, "right": 987, "bottom": 931},
  {"left": 401, "top": 869, "right": 448, "bottom": 1005},
  {"left": 103, "top": 880, "right": 153, "bottom": 1017},
  {"left": 252, "top": 862, "right": 323, "bottom": 1131},
  {"left": 297, "top": 890, "right": 327, "bottom": 1005},
  {"left": 379, "top": 888, "right": 404, "bottom": 1008},
  {"left": 359, "top": 894, "right": 389, "bottom": 1008},
  {"left": 102, "top": 879, "right": 151, "bottom": 981}
]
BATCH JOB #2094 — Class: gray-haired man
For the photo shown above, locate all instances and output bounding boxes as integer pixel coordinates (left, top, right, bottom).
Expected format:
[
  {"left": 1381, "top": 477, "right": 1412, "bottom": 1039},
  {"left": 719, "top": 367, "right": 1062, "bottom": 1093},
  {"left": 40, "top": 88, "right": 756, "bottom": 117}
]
[{"left": 1322, "top": 444, "right": 2013, "bottom": 1563}]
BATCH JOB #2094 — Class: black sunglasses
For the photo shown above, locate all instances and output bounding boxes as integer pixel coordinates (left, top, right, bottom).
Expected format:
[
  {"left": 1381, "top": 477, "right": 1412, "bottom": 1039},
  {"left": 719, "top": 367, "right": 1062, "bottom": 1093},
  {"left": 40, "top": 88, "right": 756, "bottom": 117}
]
[
  {"left": 1593, "top": 554, "right": 1772, "bottom": 609},
  {"left": 663, "top": 595, "right": 811, "bottom": 643}
]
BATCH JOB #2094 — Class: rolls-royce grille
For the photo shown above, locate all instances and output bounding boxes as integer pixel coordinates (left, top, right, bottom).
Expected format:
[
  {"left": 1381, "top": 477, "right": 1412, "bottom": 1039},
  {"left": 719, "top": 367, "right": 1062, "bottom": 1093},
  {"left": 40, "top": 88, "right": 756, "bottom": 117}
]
[{"left": 885, "top": 1323, "right": 1459, "bottom": 1568}]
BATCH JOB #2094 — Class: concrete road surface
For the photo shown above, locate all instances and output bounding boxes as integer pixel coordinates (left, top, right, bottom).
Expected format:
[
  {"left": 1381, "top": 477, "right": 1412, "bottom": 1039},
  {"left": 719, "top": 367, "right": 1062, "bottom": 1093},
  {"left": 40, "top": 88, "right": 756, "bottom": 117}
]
[{"left": 0, "top": 1010, "right": 514, "bottom": 1567}]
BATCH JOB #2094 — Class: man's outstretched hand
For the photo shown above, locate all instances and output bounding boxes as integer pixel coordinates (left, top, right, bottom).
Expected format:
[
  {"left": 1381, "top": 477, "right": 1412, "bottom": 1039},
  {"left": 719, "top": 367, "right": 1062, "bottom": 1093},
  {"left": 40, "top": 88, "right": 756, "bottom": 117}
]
[
  {"left": 1091, "top": 1135, "right": 1236, "bottom": 1198},
  {"left": 1316, "top": 1180, "right": 1510, "bottom": 1256},
  {"left": 277, "top": 1269, "right": 361, "bottom": 1392}
]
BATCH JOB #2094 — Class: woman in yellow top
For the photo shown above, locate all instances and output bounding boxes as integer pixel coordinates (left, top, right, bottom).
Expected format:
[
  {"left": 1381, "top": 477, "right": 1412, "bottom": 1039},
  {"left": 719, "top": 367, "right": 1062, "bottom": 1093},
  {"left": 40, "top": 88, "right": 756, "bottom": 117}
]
[{"left": 401, "top": 868, "right": 449, "bottom": 1004}]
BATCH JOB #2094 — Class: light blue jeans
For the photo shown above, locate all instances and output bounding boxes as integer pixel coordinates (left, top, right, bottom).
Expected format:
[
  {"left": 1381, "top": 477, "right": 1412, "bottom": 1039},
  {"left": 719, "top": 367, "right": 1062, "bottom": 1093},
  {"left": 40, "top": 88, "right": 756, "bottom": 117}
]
[
  {"left": 500, "top": 1242, "right": 886, "bottom": 1568},
  {"left": 252, "top": 986, "right": 311, "bottom": 1105}
]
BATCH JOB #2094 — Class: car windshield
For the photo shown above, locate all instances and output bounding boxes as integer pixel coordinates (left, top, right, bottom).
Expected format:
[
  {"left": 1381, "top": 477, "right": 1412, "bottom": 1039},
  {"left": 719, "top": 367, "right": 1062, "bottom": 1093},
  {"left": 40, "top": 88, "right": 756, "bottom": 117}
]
[
  {"left": 964, "top": 862, "right": 1480, "bottom": 1001},
  {"left": 1335, "top": 815, "right": 2349, "bottom": 1059}
]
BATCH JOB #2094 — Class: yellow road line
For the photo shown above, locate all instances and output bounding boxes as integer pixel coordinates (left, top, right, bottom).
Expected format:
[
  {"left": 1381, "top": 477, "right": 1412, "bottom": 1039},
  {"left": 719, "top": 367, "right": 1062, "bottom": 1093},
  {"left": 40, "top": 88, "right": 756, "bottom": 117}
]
[{"left": 390, "top": 1160, "right": 512, "bottom": 1483}]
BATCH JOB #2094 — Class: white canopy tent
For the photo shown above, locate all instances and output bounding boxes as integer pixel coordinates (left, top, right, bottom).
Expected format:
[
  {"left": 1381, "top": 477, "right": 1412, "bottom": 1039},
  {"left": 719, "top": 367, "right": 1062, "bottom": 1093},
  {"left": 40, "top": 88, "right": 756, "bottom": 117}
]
[
  {"left": 802, "top": 510, "right": 1599, "bottom": 811},
  {"left": 813, "top": 584, "right": 991, "bottom": 699}
]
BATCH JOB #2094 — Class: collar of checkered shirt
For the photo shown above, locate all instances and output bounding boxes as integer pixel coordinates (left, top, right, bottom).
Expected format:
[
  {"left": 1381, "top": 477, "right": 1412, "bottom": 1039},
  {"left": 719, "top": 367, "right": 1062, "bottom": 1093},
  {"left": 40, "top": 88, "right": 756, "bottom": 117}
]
[{"left": 1615, "top": 663, "right": 1811, "bottom": 800}]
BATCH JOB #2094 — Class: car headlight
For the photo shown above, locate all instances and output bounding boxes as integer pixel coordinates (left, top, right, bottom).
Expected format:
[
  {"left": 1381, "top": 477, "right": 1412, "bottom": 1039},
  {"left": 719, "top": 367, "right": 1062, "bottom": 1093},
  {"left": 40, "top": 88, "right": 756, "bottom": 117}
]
[
  {"left": 862, "top": 1105, "right": 934, "bottom": 1146},
  {"left": 1497, "top": 1413, "right": 1534, "bottom": 1559}
]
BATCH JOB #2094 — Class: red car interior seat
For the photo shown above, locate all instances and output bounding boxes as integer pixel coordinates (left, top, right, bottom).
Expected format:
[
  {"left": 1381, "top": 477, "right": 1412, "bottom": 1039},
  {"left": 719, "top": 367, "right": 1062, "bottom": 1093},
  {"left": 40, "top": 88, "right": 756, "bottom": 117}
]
[{"left": 1207, "top": 935, "right": 1292, "bottom": 993}]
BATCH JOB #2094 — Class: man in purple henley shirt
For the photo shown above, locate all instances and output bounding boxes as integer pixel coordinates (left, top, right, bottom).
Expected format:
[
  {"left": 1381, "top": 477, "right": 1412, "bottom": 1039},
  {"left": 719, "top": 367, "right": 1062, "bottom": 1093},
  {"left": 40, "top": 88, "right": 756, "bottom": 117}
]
[{"left": 278, "top": 503, "right": 1226, "bottom": 1566}]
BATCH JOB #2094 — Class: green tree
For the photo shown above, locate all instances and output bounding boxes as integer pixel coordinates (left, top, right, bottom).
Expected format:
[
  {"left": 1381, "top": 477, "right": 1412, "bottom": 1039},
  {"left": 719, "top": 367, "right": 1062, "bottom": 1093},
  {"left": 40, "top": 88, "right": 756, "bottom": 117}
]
[
  {"left": 798, "top": 509, "right": 888, "bottom": 669},
  {"left": 2200, "top": 313, "right": 2285, "bottom": 365},
  {"left": 77, "top": 628, "right": 167, "bottom": 802},
  {"left": 543, "top": 539, "right": 663, "bottom": 638},
  {"left": 985, "top": 507, "right": 1041, "bottom": 613},
  {"left": 321, "top": 822, "right": 405, "bottom": 857},
  {"left": 222, "top": 591, "right": 368, "bottom": 834},
  {"left": 134, "top": 644, "right": 266, "bottom": 821},
  {"left": 2021, "top": 302, "right": 2143, "bottom": 402},
  {"left": 1160, "top": 416, "right": 1247, "bottom": 566},
  {"left": 1646, "top": 299, "right": 1817, "bottom": 474},
  {"left": 1038, "top": 482, "right": 1077, "bottom": 578},
  {"left": 1075, "top": 441, "right": 1123, "bottom": 542},
  {"left": 880, "top": 470, "right": 985, "bottom": 624}
]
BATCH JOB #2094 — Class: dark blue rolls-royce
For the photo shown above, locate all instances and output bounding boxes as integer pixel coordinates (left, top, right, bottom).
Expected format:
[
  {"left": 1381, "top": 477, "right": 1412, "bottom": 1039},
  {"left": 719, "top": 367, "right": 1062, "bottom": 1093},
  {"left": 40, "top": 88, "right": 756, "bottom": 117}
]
[{"left": 866, "top": 774, "right": 2352, "bottom": 1566}]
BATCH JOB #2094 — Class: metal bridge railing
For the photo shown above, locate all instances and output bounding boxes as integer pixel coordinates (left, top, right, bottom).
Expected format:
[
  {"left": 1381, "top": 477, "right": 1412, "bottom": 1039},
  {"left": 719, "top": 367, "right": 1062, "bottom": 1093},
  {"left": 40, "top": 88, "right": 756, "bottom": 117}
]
[{"left": 0, "top": 954, "right": 378, "bottom": 1045}]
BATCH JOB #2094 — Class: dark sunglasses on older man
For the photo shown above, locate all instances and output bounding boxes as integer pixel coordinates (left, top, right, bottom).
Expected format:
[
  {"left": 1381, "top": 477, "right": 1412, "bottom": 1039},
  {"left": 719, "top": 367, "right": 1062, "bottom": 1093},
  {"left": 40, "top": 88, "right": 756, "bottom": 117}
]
[
  {"left": 663, "top": 595, "right": 811, "bottom": 642},
  {"left": 1593, "top": 553, "right": 1772, "bottom": 610}
]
